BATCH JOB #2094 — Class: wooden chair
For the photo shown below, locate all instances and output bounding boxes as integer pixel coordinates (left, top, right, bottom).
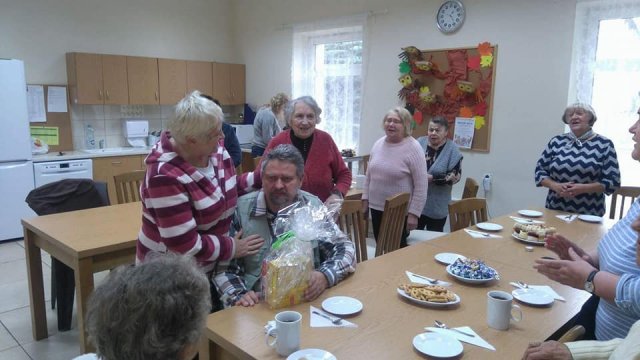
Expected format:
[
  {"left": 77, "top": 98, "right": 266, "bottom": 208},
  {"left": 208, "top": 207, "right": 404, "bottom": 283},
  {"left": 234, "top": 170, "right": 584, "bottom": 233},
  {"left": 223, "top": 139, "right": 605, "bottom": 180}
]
[
  {"left": 113, "top": 170, "right": 145, "bottom": 204},
  {"left": 253, "top": 156, "right": 262, "bottom": 172},
  {"left": 609, "top": 186, "right": 640, "bottom": 219},
  {"left": 241, "top": 151, "right": 255, "bottom": 172},
  {"left": 462, "top": 177, "right": 479, "bottom": 199},
  {"left": 338, "top": 200, "right": 368, "bottom": 263},
  {"left": 375, "top": 192, "right": 410, "bottom": 257},
  {"left": 448, "top": 197, "right": 488, "bottom": 232},
  {"left": 359, "top": 154, "right": 369, "bottom": 175},
  {"left": 558, "top": 325, "right": 585, "bottom": 343}
]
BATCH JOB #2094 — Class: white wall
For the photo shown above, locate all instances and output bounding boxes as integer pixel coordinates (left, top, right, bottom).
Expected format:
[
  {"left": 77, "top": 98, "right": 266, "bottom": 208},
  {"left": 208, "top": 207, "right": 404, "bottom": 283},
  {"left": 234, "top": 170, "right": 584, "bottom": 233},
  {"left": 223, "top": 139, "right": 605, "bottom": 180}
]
[
  {"left": 232, "top": 0, "right": 576, "bottom": 216},
  {"left": 0, "top": 0, "right": 237, "bottom": 84}
]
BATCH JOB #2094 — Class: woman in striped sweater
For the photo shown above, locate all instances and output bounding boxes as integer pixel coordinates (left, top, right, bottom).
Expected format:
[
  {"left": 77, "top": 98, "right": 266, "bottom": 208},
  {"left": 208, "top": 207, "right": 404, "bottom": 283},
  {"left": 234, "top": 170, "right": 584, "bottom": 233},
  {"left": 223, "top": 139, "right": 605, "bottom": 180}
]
[{"left": 136, "top": 91, "right": 264, "bottom": 274}]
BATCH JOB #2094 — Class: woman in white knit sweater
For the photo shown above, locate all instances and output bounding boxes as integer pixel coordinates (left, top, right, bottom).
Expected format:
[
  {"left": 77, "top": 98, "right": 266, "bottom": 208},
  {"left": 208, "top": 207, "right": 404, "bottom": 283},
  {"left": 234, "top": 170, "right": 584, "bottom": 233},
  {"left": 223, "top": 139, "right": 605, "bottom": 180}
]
[{"left": 361, "top": 107, "right": 428, "bottom": 249}]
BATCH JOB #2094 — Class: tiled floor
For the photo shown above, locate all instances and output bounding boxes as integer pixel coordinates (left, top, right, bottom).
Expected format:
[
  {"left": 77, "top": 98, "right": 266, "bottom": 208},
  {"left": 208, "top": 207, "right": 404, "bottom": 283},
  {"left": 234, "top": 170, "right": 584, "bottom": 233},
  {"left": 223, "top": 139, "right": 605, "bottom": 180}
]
[{"left": 0, "top": 239, "right": 106, "bottom": 360}]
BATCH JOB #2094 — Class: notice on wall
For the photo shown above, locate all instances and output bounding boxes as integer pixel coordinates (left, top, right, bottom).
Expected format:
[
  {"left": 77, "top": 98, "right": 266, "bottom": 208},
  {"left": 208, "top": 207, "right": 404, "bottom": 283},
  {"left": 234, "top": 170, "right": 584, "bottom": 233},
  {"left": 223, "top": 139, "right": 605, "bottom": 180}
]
[
  {"left": 27, "top": 85, "right": 46, "bottom": 122},
  {"left": 453, "top": 117, "right": 475, "bottom": 149},
  {"left": 30, "top": 126, "right": 59, "bottom": 146},
  {"left": 47, "top": 86, "right": 68, "bottom": 113}
]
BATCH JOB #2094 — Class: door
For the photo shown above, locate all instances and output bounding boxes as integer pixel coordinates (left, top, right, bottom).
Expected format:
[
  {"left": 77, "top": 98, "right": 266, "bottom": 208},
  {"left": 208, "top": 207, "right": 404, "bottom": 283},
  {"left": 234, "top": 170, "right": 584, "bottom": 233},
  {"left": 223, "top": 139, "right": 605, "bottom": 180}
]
[
  {"left": 187, "top": 60, "right": 213, "bottom": 96},
  {"left": 158, "top": 58, "right": 187, "bottom": 105},
  {"left": 229, "top": 63, "right": 246, "bottom": 105},
  {"left": 73, "top": 53, "right": 104, "bottom": 104},
  {"left": 102, "top": 55, "right": 129, "bottom": 104},
  {"left": 0, "top": 161, "right": 35, "bottom": 240},
  {"left": 127, "top": 56, "right": 159, "bottom": 104},
  {"left": 0, "top": 59, "right": 31, "bottom": 162}
]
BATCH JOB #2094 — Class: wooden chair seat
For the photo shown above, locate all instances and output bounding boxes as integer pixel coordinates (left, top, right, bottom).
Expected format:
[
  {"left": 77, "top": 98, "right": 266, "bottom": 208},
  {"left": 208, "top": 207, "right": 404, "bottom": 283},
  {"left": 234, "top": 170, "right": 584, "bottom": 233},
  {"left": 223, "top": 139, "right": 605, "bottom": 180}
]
[
  {"left": 375, "top": 192, "right": 410, "bottom": 257},
  {"left": 113, "top": 170, "right": 145, "bottom": 204},
  {"left": 338, "top": 200, "right": 367, "bottom": 263},
  {"left": 609, "top": 186, "right": 640, "bottom": 219},
  {"left": 448, "top": 197, "right": 488, "bottom": 232}
]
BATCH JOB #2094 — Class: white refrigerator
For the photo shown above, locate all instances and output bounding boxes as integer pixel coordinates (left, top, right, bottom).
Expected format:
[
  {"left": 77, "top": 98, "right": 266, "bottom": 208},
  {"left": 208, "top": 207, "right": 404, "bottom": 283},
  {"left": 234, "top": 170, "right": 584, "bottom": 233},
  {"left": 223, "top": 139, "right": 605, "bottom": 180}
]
[{"left": 0, "top": 59, "right": 36, "bottom": 241}]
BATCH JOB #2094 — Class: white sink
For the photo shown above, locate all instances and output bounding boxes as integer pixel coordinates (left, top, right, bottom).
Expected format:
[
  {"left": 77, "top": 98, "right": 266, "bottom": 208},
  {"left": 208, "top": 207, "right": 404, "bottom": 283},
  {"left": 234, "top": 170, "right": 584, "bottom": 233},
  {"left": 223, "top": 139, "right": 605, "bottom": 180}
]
[{"left": 81, "top": 147, "right": 139, "bottom": 154}]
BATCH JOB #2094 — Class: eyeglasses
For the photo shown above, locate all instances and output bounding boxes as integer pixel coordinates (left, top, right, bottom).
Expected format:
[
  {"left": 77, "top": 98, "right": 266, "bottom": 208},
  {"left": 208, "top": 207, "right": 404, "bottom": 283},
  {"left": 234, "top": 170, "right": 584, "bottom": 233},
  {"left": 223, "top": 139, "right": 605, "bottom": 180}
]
[{"left": 384, "top": 118, "right": 402, "bottom": 124}]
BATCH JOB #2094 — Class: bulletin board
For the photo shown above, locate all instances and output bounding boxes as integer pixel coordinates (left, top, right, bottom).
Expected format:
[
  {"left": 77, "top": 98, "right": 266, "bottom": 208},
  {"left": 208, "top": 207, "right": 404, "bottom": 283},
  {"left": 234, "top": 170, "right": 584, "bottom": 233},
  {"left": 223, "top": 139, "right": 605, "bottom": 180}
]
[
  {"left": 28, "top": 84, "right": 73, "bottom": 151},
  {"left": 397, "top": 43, "right": 497, "bottom": 152}
]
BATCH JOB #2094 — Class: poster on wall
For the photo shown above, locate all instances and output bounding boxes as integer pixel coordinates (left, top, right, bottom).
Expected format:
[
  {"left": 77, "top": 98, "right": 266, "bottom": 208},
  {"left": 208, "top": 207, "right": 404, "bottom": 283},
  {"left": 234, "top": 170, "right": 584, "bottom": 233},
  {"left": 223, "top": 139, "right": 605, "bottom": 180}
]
[
  {"left": 453, "top": 117, "right": 475, "bottom": 149},
  {"left": 396, "top": 43, "right": 497, "bottom": 152}
]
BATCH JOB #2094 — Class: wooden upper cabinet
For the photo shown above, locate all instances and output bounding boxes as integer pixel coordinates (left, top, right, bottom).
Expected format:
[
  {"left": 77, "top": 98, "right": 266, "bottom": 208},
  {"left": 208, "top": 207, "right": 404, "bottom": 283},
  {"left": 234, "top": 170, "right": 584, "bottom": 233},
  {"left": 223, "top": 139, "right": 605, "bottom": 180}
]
[
  {"left": 186, "top": 60, "right": 213, "bottom": 96},
  {"left": 102, "top": 55, "right": 129, "bottom": 104},
  {"left": 66, "top": 52, "right": 128, "bottom": 105},
  {"left": 127, "top": 56, "right": 159, "bottom": 105},
  {"left": 212, "top": 62, "right": 245, "bottom": 105},
  {"left": 158, "top": 58, "right": 187, "bottom": 105}
]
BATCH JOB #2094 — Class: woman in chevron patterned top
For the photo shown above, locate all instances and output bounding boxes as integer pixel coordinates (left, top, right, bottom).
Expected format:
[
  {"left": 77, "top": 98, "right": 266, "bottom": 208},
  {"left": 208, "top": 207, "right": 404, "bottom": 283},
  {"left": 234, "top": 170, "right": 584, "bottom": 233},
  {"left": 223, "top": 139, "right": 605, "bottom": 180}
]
[{"left": 535, "top": 103, "right": 621, "bottom": 216}]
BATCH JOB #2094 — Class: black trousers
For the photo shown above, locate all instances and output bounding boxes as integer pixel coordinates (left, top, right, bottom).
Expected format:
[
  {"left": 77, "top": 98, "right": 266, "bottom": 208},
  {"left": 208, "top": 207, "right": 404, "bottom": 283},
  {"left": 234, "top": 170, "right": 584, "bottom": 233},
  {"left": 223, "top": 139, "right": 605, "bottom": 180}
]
[
  {"left": 370, "top": 208, "right": 408, "bottom": 248},
  {"left": 417, "top": 215, "right": 447, "bottom": 232}
]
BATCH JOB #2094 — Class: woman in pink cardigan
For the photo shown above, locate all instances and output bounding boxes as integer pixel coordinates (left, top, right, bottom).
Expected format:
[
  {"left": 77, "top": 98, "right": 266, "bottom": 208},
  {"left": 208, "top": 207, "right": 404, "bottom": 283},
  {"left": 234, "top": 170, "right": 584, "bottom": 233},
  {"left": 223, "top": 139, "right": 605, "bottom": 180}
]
[
  {"left": 362, "top": 107, "right": 428, "bottom": 249},
  {"left": 255, "top": 96, "right": 352, "bottom": 204}
]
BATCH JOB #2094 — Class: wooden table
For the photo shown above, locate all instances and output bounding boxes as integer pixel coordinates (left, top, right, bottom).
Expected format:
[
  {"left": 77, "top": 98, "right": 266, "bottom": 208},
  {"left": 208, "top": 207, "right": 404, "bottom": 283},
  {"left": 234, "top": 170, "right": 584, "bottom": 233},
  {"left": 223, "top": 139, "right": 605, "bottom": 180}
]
[
  {"left": 203, "top": 208, "right": 611, "bottom": 359},
  {"left": 22, "top": 202, "right": 141, "bottom": 353}
]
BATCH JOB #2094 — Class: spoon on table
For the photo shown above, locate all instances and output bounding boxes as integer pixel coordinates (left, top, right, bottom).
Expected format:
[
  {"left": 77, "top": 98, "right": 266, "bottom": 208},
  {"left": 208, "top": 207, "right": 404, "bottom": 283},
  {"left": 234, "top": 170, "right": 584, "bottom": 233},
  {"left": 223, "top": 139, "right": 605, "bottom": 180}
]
[
  {"left": 312, "top": 310, "right": 343, "bottom": 325},
  {"left": 434, "top": 320, "right": 475, "bottom": 337}
]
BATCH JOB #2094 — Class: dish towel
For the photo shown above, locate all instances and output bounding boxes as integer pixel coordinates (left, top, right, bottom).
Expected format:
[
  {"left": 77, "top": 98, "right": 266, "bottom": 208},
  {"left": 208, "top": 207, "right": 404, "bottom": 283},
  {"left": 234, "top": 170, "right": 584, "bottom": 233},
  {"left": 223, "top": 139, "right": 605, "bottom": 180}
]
[
  {"left": 406, "top": 271, "right": 451, "bottom": 286},
  {"left": 310, "top": 306, "right": 357, "bottom": 328},
  {"left": 556, "top": 214, "right": 577, "bottom": 223},
  {"left": 509, "top": 282, "right": 566, "bottom": 301},
  {"left": 464, "top": 229, "right": 502, "bottom": 238},
  {"left": 510, "top": 216, "right": 544, "bottom": 224},
  {"left": 424, "top": 326, "right": 495, "bottom": 350}
]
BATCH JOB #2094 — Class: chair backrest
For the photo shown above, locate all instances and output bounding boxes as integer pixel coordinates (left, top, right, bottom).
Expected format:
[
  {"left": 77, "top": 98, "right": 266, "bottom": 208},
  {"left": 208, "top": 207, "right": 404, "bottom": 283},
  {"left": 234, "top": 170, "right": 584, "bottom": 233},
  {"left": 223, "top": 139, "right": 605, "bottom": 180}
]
[
  {"left": 558, "top": 325, "right": 585, "bottom": 343},
  {"left": 375, "top": 192, "right": 410, "bottom": 257},
  {"left": 360, "top": 154, "right": 369, "bottom": 175},
  {"left": 242, "top": 152, "right": 256, "bottom": 172},
  {"left": 113, "top": 170, "right": 145, "bottom": 204},
  {"left": 462, "top": 177, "right": 479, "bottom": 199},
  {"left": 448, "top": 197, "right": 488, "bottom": 232},
  {"left": 253, "top": 156, "right": 262, "bottom": 171},
  {"left": 609, "top": 186, "right": 640, "bottom": 219},
  {"left": 338, "top": 200, "right": 367, "bottom": 263}
]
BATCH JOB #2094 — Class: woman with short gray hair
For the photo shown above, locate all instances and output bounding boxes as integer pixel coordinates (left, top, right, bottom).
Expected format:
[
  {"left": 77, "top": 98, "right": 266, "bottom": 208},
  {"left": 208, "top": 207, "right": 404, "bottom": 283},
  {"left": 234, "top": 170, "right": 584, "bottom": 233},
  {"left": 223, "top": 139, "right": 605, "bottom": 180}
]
[
  {"left": 137, "top": 91, "right": 264, "bottom": 275},
  {"left": 77, "top": 254, "right": 210, "bottom": 360}
]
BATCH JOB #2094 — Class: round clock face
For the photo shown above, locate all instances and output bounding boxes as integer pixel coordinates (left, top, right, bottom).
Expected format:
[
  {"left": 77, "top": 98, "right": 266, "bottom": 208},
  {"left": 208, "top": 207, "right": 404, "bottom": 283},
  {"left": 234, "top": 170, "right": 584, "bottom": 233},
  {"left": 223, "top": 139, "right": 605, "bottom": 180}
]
[{"left": 436, "top": 0, "right": 465, "bottom": 34}]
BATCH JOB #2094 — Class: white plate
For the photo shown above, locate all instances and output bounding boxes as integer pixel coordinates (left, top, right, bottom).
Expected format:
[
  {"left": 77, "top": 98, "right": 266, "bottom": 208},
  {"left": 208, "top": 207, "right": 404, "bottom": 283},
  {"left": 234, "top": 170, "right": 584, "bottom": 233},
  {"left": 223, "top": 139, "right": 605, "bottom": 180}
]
[
  {"left": 287, "top": 348, "right": 337, "bottom": 360},
  {"left": 322, "top": 296, "right": 363, "bottom": 316},
  {"left": 518, "top": 209, "right": 543, "bottom": 217},
  {"left": 511, "top": 232, "right": 546, "bottom": 246},
  {"left": 397, "top": 288, "right": 460, "bottom": 308},
  {"left": 413, "top": 332, "right": 463, "bottom": 358},
  {"left": 512, "top": 288, "right": 554, "bottom": 306},
  {"left": 476, "top": 222, "right": 503, "bottom": 231},
  {"left": 446, "top": 264, "right": 497, "bottom": 284},
  {"left": 434, "top": 252, "right": 467, "bottom": 265},
  {"left": 578, "top": 214, "right": 603, "bottom": 223}
]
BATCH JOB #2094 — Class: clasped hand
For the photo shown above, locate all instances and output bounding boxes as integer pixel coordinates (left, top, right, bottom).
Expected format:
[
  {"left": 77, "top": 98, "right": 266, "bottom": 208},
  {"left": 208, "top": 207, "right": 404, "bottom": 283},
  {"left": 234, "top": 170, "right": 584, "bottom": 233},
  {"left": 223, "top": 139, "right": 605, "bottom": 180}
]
[{"left": 533, "top": 234, "right": 596, "bottom": 289}]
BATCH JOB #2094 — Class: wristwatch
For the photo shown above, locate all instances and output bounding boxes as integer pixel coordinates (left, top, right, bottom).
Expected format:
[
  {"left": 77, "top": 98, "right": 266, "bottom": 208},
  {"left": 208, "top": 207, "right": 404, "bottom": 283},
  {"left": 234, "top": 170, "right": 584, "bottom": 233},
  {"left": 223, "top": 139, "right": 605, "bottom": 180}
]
[{"left": 584, "top": 270, "right": 599, "bottom": 294}]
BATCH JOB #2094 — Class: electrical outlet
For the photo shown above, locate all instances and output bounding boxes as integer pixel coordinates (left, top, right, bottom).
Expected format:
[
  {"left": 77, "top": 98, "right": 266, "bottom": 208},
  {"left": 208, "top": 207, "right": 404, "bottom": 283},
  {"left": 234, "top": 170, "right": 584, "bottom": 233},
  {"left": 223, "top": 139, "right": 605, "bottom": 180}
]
[{"left": 482, "top": 173, "right": 492, "bottom": 192}]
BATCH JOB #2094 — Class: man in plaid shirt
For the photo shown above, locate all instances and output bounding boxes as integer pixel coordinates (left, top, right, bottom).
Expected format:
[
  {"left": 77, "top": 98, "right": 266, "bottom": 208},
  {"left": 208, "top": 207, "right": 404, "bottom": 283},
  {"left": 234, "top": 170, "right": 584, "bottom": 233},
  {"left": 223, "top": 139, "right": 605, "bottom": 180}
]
[{"left": 213, "top": 144, "right": 356, "bottom": 308}]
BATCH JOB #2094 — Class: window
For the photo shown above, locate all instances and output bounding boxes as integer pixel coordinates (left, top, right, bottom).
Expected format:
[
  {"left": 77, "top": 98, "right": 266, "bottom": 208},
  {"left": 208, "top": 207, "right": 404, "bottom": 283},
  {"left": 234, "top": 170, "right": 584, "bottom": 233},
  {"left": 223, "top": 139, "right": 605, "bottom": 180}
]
[
  {"left": 571, "top": 1, "right": 640, "bottom": 186},
  {"left": 292, "top": 16, "right": 366, "bottom": 151}
]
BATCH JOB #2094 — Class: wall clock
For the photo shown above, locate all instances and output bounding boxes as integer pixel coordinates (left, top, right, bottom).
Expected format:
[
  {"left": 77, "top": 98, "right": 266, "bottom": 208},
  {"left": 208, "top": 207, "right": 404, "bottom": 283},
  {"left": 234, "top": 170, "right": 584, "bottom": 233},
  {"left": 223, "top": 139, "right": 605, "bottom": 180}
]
[{"left": 436, "top": 0, "right": 465, "bottom": 34}]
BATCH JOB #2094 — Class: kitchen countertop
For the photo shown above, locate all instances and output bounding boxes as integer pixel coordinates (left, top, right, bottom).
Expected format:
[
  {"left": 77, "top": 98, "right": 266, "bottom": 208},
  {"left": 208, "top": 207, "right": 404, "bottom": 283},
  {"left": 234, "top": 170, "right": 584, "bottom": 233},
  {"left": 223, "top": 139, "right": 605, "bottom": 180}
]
[{"left": 32, "top": 148, "right": 152, "bottom": 163}]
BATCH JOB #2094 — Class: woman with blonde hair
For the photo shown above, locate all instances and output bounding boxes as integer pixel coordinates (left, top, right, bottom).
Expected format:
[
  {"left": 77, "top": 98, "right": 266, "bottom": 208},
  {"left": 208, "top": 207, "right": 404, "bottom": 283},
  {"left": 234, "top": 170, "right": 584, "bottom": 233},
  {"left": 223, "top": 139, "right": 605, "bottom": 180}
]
[
  {"left": 251, "top": 92, "right": 289, "bottom": 156},
  {"left": 362, "top": 107, "right": 428, "bottom": 249}
]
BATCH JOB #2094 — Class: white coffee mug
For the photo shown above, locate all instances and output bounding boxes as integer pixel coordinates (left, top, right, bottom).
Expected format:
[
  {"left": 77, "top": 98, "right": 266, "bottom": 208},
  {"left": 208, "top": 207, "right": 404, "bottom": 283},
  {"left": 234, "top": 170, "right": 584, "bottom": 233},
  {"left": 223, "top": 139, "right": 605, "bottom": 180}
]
[
  {"left": 486, "top": 290, "right": 522, "bottom": 330},
  {"left": 265, "top": 311, "right": 302, "bottom": 356}
]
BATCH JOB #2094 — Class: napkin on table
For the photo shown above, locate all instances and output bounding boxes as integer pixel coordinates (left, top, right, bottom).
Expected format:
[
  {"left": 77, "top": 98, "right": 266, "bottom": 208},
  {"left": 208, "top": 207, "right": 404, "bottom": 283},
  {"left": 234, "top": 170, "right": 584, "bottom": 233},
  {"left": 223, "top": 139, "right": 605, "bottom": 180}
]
[
  {"left": 510, "top": 282, "right": 566, "bottom": 301},
  {"left": 556, "top": 214, "right": 577, "bottom": 223},
  {"left": 510, "top": 216, "right": 544, "bottom": 224},
  {"left": 464, "top": 229, "right": 502, "bottom": 239},
  {"left": 310, "top": 306, "right": 357, "bottom": 328},
  {"left": 406, "top": 271, "right": 451, "bottom": 286},
  {"left": 424, "top": 326, "right": 495, "bottom": 351}
]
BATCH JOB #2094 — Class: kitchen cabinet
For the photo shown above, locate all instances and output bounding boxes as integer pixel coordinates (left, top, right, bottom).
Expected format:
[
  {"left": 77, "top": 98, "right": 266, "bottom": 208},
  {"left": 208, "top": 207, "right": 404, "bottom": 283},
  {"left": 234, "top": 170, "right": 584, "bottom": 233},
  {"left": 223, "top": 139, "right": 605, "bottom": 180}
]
[
  {"left": 186, "top": 60, "right": 213, "bottom": 96},
  {"left": 93, "top": 154, "right": 146, "bottom": 204},
  {"left": 158, "top": 58, "right": 187, "bottom": 105},
  {"left": 66, "top": 53, "right": 129, "bottom": 105},
  {"left": 127, "top": 56, "right": 159, "bottom": 105},
  {"left": 212, "top": 62, "right": 246, "bottom": 105}
]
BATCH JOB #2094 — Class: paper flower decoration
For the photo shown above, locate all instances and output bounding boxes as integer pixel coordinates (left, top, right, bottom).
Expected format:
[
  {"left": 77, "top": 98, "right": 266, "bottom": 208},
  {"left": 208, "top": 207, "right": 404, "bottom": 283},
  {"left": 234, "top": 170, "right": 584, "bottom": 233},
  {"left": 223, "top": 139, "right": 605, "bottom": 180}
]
[
  {"left": 419, "top": 86, "right": 436, "bottom": 103},
  {"left": 468, "top": 56, "right": 481, "bottom": 70},
  {"left": 478, "top": 42, "right": 492, "bottom": 56},
  {"left": 414, "top": 61, "right": 432, "bottom": 71},
  {"left": 413, "top": 110, "right": 424, "bottom": 125},
  {"left": 399, "top": 74, "right": 413, "bottom": 88},
  {"left": 399, "top": 61, "right": 411, "bottom": 74},
  {"left": 474, "top": 116, "right": 486, "bottom": 129},
  {"left": 456, "top": 80, "right": 475, "bottom": 93},
  {"left": 459, "top": 107, "right": 473, "bottom": 118},
  {"left": 474, "top": 102, "right": 488, "bottom": 116},
  {"left": 480, "top": 55, "right": 493, "bottom": 67}
]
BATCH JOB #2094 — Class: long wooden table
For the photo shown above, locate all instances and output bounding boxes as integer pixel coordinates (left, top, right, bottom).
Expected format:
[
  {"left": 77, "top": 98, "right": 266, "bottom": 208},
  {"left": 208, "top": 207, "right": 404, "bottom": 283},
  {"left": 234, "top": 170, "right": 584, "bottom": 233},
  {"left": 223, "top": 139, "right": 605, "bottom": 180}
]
[
  {"left": 203, "top": 209, "right": 613, "bottom": 359},
  {"left": 22, "top": 202, "right": 141, "bottom": 353}
]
